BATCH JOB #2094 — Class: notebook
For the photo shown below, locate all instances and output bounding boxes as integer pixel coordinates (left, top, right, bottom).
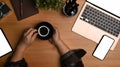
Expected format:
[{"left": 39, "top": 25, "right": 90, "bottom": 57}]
[{"left": 10, "top": 0, "right": 39, "bottom": 20}]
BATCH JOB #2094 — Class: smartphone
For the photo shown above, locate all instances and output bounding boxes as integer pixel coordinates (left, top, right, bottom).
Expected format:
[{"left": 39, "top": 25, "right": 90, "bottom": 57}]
[
  {"left": 0, "top": 28, "right": 12, "bottom": 57},
  {"left": 93, "top": 35, "right": 115, "bottom": 60}
]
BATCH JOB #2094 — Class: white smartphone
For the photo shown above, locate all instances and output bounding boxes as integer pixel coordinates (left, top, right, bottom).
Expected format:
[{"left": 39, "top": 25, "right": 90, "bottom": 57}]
[
  {"left": 0, "top": 29, "right": 12, "bottom": 57},
  {"left": 93, "top": 35, "right": 115, "bottom": 60}
]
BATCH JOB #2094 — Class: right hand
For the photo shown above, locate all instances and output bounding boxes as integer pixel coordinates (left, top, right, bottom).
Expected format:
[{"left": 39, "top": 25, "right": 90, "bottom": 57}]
[
  {"left": 10, "top": 28, "right": 38, "bottom": 62},
  {"left": 18, "top": 28, "right": 38, "bottom": 49}
]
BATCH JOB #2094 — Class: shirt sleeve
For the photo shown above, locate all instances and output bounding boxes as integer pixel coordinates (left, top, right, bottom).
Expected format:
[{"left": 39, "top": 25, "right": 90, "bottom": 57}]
[
  {"left": 5, "top": 58, "right": 28, "bottom": 67},
  {"left": 60, "top": 49, "right": 86, "bottom": 67}
]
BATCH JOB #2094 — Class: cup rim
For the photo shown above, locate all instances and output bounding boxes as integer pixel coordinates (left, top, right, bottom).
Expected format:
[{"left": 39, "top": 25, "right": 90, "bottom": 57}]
[{"left": 38, "top": 25, "right": 50, "bottom": 37}]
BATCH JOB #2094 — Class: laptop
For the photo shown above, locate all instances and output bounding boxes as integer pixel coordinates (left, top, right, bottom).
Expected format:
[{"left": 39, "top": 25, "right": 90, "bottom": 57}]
[{"left": 72, "top": 0, "right": 120, "bottom": 50}]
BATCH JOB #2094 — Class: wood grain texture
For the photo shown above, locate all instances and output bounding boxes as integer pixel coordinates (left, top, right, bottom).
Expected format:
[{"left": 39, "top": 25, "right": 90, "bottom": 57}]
[{"left": 0, "top": 0, "right": 120, "bottom": 67}]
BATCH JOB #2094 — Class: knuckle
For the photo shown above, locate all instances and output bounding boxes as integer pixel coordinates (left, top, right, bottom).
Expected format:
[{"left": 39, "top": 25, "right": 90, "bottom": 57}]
[
  {"left": 23, "top": 33, "right": 26, "bottom": 36},
  {"left": 26, "top": 36, "right": 29, "bottom": 39}
]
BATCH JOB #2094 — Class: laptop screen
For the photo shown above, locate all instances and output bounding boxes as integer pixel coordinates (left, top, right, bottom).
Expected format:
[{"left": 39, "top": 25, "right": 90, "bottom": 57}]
[{"left": 87, "top": 0, "right": 120, "bottom": 17}]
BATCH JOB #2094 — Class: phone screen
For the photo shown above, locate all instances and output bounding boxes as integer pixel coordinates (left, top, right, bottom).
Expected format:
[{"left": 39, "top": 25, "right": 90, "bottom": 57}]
[
  {"left": 93, "top": 35, "right": 114, "bottom": 60},
  {"left": 0, "top": 29, "right": 12, "bottom": 57}
]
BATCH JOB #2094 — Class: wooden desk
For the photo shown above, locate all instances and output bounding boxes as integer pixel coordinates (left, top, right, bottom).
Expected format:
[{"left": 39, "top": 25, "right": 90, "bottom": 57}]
[{"left": 0, "top": 0, "right": 120, "bottom": 67}]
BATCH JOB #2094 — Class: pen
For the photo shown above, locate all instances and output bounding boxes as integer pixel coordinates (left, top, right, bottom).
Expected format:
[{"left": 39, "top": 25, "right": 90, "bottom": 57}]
[{"left": 20, "top": 0, "right": 23, "bottom": 17}]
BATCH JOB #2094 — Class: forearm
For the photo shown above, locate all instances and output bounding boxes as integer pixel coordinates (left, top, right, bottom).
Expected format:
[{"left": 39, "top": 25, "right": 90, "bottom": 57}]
[
  {"left": 10, "top": 28, "right": 37, "bottom": 62},
  {"left": 6, "top": 46, "right": 28, "bottom": 67},
  {"left": 11, "top": 43, "right": 26, "bottom": 62},
  {"left": 54, "top": 39, "right": 70, "bottom": 55}
]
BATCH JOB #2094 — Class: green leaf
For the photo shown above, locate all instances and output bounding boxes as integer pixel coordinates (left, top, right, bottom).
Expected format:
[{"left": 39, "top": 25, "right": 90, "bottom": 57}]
[{"left": 35, "top": 0, "right": 64, "bottom": 11}]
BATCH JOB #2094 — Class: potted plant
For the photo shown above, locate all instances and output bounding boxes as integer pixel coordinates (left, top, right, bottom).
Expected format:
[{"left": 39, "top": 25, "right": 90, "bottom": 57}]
[{"left": 35, "top": 0, "right": 64, "bottom": 10}]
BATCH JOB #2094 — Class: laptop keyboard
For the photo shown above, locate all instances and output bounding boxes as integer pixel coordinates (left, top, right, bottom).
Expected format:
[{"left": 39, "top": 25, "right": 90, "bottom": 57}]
[{"left": 80, "top": 5, "right": 120, "bottom": 37}]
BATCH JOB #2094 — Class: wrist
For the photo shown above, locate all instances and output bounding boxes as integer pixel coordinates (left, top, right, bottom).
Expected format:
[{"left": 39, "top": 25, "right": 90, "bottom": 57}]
[
  {"left": 53, "top": 39, "right": 70, "bottom": 55},
  {"left": 11, "top": 43, "right": 26, "bottom": 62},
  {"left": 17, "top": 42, "right": 28, "bottom": 52},
  {"left": 54, "top": 39, "right": 62, "bottom": 45}
]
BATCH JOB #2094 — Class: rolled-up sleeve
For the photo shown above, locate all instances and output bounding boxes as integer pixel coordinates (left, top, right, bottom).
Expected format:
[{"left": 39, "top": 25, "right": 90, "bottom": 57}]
[
  {"left": 60, "top": 49, "right": 86, "bottom": 67},
  {"left": 5, "top": 58, "right": 28, "bottom": 67}
]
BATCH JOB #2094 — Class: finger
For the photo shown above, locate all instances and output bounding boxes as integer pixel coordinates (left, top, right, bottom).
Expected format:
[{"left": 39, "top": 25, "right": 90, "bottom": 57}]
[
  {"left": 52, "top": 27, "right": 57, "bottom": 34},
  {"left": 31, "top": 33, "right": 38, "bottom": 42},
  {"left": 27, "top": 29, "right": 37, "bottom": 38},
  {"left": 53, "top": 26, "right": 57, "bottom": 31},
  {"left": 24, "top": 28, "right": 33, "bottom": 36},
  {"left": 54, "top": 28, "right": 59, "bottom": 35},
  {"left": 49, "top": 39, "right": 53, "bottom": 43}
]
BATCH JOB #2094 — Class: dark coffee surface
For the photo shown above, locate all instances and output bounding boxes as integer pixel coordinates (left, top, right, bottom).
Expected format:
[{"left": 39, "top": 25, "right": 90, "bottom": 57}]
[{"left": 39, "top": 27, "right": 48, "bottom": 35}]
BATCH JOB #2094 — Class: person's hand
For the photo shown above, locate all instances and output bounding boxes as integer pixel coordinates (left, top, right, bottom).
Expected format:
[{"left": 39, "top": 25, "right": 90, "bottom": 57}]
[
  {"left": 49, "top": 28, "right": 61, "bottom": 45},
  {"left": 49, "top": 28, "right": 70, "bottom": 55},
  {"left": 18, "top": 28, "right": 38, "bottom": 49},
  {"left": 10, "top": 28, "right": 38, "bottom": 62}
]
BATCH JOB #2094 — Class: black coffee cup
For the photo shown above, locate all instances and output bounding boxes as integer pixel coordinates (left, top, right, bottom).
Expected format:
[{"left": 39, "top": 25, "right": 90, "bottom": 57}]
[{"left": 35, "top": 22, "right": 54, "bottom": 40}]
